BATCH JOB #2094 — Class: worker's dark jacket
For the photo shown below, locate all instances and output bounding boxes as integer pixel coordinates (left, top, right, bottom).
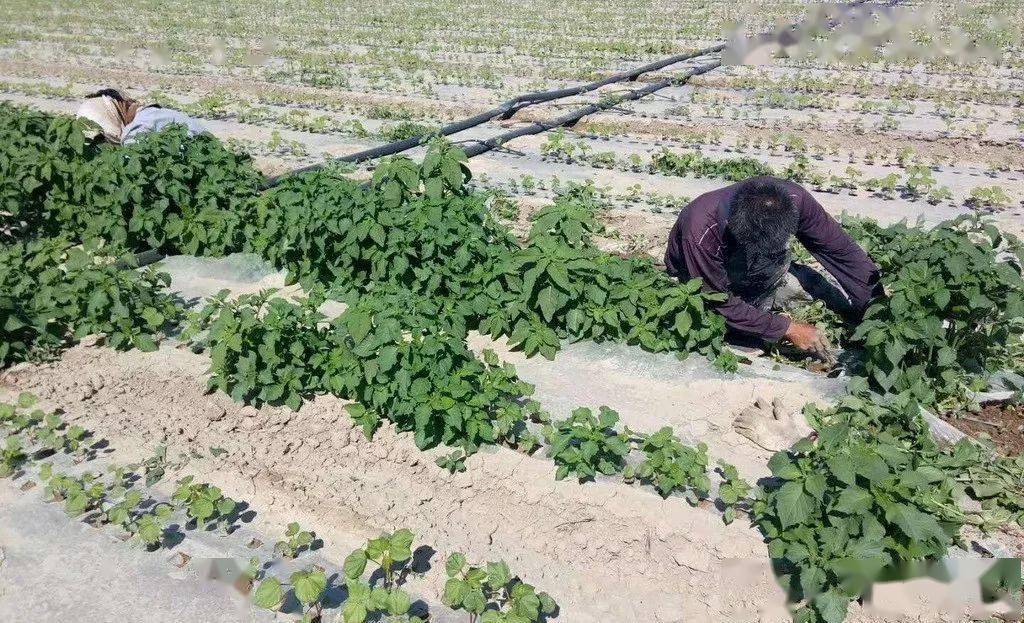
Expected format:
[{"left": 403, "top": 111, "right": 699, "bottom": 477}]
[{"left": 664, "top": 177, "right": 881, "bottom": 341}]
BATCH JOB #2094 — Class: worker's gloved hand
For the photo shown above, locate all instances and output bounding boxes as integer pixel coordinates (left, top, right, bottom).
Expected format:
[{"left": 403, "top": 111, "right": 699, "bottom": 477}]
[{"left": 784, "top": 321, "right": 836, "bottom": 364}]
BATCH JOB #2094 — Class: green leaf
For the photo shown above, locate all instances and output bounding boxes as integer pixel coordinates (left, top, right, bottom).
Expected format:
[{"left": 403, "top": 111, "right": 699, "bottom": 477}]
[
  {"left": 804, "top": 473, "right": 827, "bottom": 501},
  {"left": 387, "top": 589, "right": 411, "bottom": 615},
  {"left": 826, "top": 454, "right": 856, "bottom": 486},
  {"left": 343, "top": 549, "right": 368, "bottom": 580},
  {"left": 885, "top": 504, "right": 948, "bottom": 543},
  {"left": 536, "top": 286, "right": 561, "bottom": 323},
  {"left": 446, "top": 552, "right": 467, "bottom": 577},
  {"left": 835, "top": 486, "right": 872, "bottom": 514},
  {"left": 252, "top": 577, "right": 284, "bottom": 610},
  {"left": 776, "top": 481, "right": 815, "bottom": 529},
  {"left": 133, "top": 334, "right": 158, "bottom": 352},
  {"left": 463, "top": 587, "right": 487, "bottom": 614},
  {"left": 342, "top": 602, "right": 368, "bottom": 623},
  {"left": 291, "top": 569, "right": 327, "bottom": 606},
  {"left": 815, "top": 590, "right": 849, "bottom": 623},
  {"left": 443, "top": 577, "right": 469, "bottom": 607}
]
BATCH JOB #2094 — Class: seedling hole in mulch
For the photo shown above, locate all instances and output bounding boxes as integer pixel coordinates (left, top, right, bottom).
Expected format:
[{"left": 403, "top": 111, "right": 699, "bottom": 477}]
[{"left": 941, "top": 401, "right": 1024, "bottom": 456}]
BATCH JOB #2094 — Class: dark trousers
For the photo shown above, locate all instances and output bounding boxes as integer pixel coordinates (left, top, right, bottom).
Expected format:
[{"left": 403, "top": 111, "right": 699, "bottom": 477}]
[{"left": 746, "top": 262, "right": 856, "bottom": 318}]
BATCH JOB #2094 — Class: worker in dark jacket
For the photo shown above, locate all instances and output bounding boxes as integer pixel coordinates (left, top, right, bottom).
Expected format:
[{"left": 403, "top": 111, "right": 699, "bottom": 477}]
[{"left": 664, "top": 176, "right": 882, "bottom": 361}]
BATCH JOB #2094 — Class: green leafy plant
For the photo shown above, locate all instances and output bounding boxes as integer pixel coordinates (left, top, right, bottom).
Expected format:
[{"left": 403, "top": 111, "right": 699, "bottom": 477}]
[
  {"left": 341, "top": 529, "right": 420, "bottom": 623},
  {"left": 171, "top": 476, "right": 238, "bottom": 530},
  {"left": 44, "top": 470, "right": 107, "bottom": 517},
  {"left": 967, "top": 185, "right": 1013, "bottom": 210},
  {"left": 0, "top": 435, "right": 27, "bottom": 477},
  {"left": 104, "top": 485, "right": 174, "bottom": 548},
  {"left": 27, "top": 410, "right": 91, "bottom": 456},
  {"left": 716, "top": 460, "right": 752, "bottom": 525},
  {"left": 527, "top": 191, "right": 604, "bottom": 248},
  {"left": 651, "top": 148, "right": 774, "bottom": 182},
  {"left": 252, "top": 566, "right": 331, "bottom": 623},
  {"left": 200, "top": 289, "right": 330, "bottom": 410},
  {"left": 847, "top": 216, "right": 1024, "bottom": 408},
  {"left": 342, "top": 579, "right": 417, "bottom": 623},
  {"left": 0, "top": 103, "right": 262, "bottom": 253},
  {"left": 624, "top": 427, "right": 710, "bottom": 502},
  {"left": 937, "top": 441, "right": 1024, "bottom": 528},
  {"left": 292, "top": 566, "right": 329, "bottom": 623},
  {"left": 252, "top": 576, "right": 286, "bottom": 611},
  {"left": 275, "top": 521, "right": 316, "bottom": 558},
  {"left": 1, "top": 237, "right": 181, "bottom": 367},
  {"left": 751, "top": 388, "right": 978, "bottom": 623},
  {"left": 443, "top": 554, "right": 557, "bottom": 623},
  {"left": 543, "top": 406, "right": 630, "bottom": 482},
  {"left": 343, "top": 529, "right": 415, "bottom": 589}
]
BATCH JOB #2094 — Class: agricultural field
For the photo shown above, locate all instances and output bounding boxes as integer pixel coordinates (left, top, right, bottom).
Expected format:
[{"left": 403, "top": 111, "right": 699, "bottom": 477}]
[{"left": 1, "top": 1, "right": 1023, "bottom": 623}]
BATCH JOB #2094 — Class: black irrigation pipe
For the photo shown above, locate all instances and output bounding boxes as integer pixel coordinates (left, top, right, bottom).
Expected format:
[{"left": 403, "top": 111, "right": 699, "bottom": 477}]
[
  {"left": 263, "top": 0, "right": 882, "bottom": 188},
  {"left": 261, "top": 43, "right": 725, "bottom": 187},
  {"left": 460, "top": 60, "right": 721, "bottom": 158}
]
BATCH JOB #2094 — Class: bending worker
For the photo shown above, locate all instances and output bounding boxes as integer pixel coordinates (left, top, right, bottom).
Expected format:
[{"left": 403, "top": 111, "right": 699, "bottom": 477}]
[
  {"left": 74, "top": 88, "right": 205, "bottom": 144},
  {"left": 664, "top": 176, "right": 882, "bottom": 361}
]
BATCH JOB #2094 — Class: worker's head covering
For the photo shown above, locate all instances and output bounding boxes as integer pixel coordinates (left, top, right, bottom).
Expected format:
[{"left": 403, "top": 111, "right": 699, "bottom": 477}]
[{"left": 75, "top": 89, "right": 144, "bottom": 143}]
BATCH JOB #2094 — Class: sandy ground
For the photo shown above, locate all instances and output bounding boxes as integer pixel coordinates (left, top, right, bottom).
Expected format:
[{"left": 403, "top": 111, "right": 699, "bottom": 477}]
[{"left": 0, "top": 345, "right": 790, "bottom": 623}]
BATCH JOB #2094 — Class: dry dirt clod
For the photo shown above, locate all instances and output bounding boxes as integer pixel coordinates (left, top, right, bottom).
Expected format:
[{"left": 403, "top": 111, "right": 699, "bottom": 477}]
[
  {"left": 203, "top": 402, "right": 226, "bottom": 422},
  {"left": 169, "top": 552, "right": 191, "bottom": 568},
  {"left": 78, "top": 334, "right": 106, "bottom": 348}
]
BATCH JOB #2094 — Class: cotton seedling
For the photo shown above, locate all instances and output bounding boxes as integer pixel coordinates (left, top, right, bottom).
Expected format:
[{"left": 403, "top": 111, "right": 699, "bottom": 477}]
[
  {"left": 44, "top": 471, "right": 107, "bottom": 517},
  {"left": 341, "top": 579, "right": 417, "bottom": 623},
  {"left": 103, "top": 482, "right": 174, "bottom": 548},
  {"left": 133, "top": 503, "right": 175, "bottom": 548},
  {"left": 340, "top": 530, "right": 419, "bottom": 623},
  {"left": 543, "top": 406, "right": 630, "bottom": 482},
  {"left": 30, "top": 411, "right": 91, "bottom": 456},
  {"left": 443, "top": 553, "right": 557, "bottom": 623},
  {"left": 104, "top": 488, "right": 145, "bottom": 527},
  {"left": 716, "top": 460, "right": 752, "bottom": 525},
  {"left": 342, "top": 528, "right": 416, "bottom": 589},
  {"left": 0, "top": 435, "right": 27, "bottom": 478},
  {"left": 624, "top": 427, "right": 710, "bottom": 503},
  {"left": 967, "top": 185, "right": 1013, "bottom": 210},
  {"left": 291, "top": 566, "right": 329, "bottom": 623},
  {"left": 274, "top": 521, "right": 316, "bottom": 558},
  {"left": 171, "top": 476, "right": 237, "bottom": 531},
  {"left": 140, "top": 444, "right": 168, "bottom": 487},
  {"left": 0, "top": 403, "right": 45, "bottom": 434}
]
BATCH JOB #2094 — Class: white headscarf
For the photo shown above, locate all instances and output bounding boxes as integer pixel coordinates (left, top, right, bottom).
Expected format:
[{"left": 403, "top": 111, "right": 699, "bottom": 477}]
[{"left": 75, "top": 96, "right": 124, "bottom": 143}]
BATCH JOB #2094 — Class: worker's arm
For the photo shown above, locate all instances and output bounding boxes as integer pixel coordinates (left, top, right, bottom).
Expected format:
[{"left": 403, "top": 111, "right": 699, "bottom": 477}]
[
  {"left": 673, "top": 229, "right": 792, "bottom": 341},
  {"left": 792, "top": 188, "right": 883, "bottom": 317}
]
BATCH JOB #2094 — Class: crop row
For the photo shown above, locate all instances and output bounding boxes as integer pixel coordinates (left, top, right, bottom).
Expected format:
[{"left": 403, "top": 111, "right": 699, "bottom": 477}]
[
  {"left": 0, "top": 392, "right": 558, "bottom": 623},
  {"left": 2, "top": 103, "right": 1023, "bottom": 623},
  {"left": 539, "top": 130, "right": 1016, "bottom": 209}
]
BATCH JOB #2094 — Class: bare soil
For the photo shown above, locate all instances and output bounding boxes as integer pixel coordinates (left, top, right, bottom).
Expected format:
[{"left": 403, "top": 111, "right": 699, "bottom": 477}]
[
  {"left": 0, "top": 344, "right": 791, "bottom": 623},
  {"left": 942, "top": 402, "right": 1024, "bottom": 456}
]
